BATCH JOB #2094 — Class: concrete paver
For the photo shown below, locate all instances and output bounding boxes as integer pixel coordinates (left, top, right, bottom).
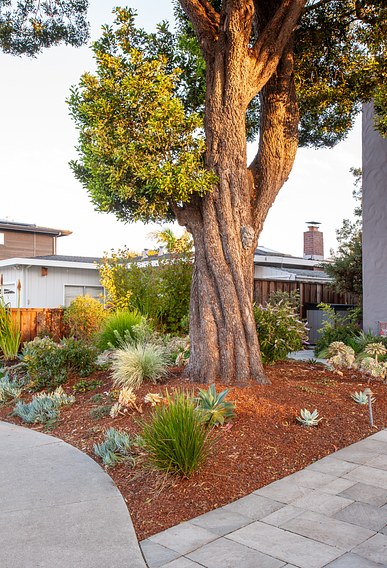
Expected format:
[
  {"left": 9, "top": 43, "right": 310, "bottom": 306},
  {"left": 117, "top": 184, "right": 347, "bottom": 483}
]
[
  {"left": 334, "top": 501, "right": 387, "bottom": 531},
  {"left": 147, "top": 521, "right": 218, "bottom": 555},
  {"left": 221, "top": 493, "right": 283, "bottom": 520},
  {"left": 227, "top": 521, "right": 344, "bottom": 568},
  {"left": 186, "top": 537, "right": 286, "bottom": 568},
  {"left": 281, "top": 509, "right": 375, "bottom": 550},
  {"left": 339, "top": 482, "right": 387, "bottom": 507},
  {"left": 352, "top": 533, "right": 387, "bottom": 565}
]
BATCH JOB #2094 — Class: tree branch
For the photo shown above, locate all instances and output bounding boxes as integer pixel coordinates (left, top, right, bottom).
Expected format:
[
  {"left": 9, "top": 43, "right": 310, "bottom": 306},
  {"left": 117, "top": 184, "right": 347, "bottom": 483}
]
[
  {"left": 249, "top": 42, "right": 299, "bottom": 235},
  {"left": 178, "top": 0, "right": 220, "bottom": 55},
  {"left": 247, "top": 0, "right": 307, "bottom": 101}
]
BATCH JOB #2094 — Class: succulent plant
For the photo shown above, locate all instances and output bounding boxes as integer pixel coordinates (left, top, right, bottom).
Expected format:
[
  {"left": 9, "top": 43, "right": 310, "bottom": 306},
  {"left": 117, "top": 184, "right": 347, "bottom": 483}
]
[
  {"left": 144, "top": 392, "right": 163, "bottom": 406},
  {"left": 118, "top": 386, "right": 137, "bottom": 407},
  {"left": 351, "top": 390, "right": 375, "bottom": 405},
  {"left": 195, "top": 384, "right": 236, "bottom": 427},
  {"left": 364, "top": 343, "right": 387, "bottom": 364},
  {"left": 13, "top": 386, "right": 75, "bottom": 424},
  {"left": 327, "top": 341, "right": 350, "bottom": 356},
  {"left": 327, "top": 342, "right": 356, "bottom": 370},
  {"left": 0, "top": 374, "right": 22, "bottom": 403},
  {"left": 93, "top": 427, "right": 136, "bottom": 467},
  {"left": 296, "top": 408, "right": 322, "bottom": 427}
]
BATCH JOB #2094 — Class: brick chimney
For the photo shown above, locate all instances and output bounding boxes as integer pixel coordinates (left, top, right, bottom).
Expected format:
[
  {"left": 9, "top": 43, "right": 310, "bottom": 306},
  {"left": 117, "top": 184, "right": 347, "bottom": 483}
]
[{"left": 303, "top": 222, "right": 324, "bottom": 260}]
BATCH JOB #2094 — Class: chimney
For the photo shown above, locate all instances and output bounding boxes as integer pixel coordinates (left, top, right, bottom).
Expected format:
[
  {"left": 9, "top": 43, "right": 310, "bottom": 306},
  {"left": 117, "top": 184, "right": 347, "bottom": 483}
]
[{"left": 303, "top": 222, "right": 324, "bottom": 260}]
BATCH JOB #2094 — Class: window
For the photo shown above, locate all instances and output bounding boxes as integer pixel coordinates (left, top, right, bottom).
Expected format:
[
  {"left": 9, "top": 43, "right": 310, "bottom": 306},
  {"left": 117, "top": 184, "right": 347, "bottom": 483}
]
[
  {"left": 0, "top": 233, "right": 4, "bottom": 245},
  {"left": 64, "top": 285, "right": 104, "bottom": 307}
]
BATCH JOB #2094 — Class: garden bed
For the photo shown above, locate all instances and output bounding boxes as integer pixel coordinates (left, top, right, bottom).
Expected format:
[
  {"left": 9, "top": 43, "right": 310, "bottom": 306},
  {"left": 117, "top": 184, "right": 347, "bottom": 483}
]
[{"left": 0, "top": 359, "right": 386, "bottom": 541}]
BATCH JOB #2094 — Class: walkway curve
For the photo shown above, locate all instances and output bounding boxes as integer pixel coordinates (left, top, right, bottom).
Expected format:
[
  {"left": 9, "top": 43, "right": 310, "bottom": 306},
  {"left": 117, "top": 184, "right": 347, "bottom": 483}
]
[{"left": 0, "top": 421, "right": 146, "bottom": 568}]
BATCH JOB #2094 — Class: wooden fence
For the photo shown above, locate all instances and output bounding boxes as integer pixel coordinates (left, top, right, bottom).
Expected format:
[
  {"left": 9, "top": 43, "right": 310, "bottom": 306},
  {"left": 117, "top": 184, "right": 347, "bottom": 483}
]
[
  {"left": 10, "top": 281, "right": 358, "bottom": 344},
  {"left": 11, "top": 308, "right": 65, "bottom": 343},
  {"left": 253, "top": 280, "right": 358, "bottom": 318}
]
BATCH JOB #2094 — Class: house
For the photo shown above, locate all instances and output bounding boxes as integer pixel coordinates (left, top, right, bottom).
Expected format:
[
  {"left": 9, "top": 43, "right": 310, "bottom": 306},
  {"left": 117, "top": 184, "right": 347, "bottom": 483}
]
[
  {"left": 0, "top": 220, "right": 354, "bottom": 342},
  {"left": 0, "top": 220, "right": 71, "bottom": 260}
]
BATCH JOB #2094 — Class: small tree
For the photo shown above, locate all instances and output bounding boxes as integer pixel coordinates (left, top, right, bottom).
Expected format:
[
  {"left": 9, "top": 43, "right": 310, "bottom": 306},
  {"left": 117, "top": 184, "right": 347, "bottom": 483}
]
[{"left": 324, "top": 168, "right": 362, "bottom": 299}]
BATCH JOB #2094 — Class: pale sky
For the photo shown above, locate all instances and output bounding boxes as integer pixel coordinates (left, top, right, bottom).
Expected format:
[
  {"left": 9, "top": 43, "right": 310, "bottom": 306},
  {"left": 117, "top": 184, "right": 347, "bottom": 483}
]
[{"left": 0, "top": 1, "right": 361, "bottom": 259}]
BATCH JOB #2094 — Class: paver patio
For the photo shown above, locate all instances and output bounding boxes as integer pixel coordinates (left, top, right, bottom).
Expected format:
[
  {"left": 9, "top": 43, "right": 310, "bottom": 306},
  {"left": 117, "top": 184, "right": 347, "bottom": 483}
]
[{"left": 141, "top": 430, "right": 387, "bottom": 568}]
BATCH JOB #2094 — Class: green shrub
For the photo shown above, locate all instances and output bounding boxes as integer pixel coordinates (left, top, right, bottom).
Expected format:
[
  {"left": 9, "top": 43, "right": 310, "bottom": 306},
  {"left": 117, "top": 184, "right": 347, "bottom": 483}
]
[
  {"left": 60, "top": 336, "right": 98, "bottom": 377},
  {"left": 64, "top": 295, "right": 106, "bottom": 341},
  {"left": 72, "top": 379, "right": 103, "bottom": 393},
  {"left": 315, "top": 304, "right": 361, "bottom": 356},
  {"left": 98, "top": 310, "right": 145, "bottom": 350},
  {"left": 93, "top": 427, "right": 136, "bottom": 467},
  {"left": 89, "top": 405, "right": 112, "bottom": 420},
  {"left": 13, "top": 386, "right": 75, "bottom": 424},
  {"left": 253, "top": 301, "right": 308, "bottom": 364},
  {"left": 140, "top": 390, "right": 211, "bottom": 477},
  {"left": 98, "top": 250, "right": 192, "bottom": 334},
  {"left": 21, "top": 336, "right": 98, "bottom": 390},
  {"left": 21, "top": 337, "right": 67, "bottom": 390},
  {"left": 195, "top": 384, "right": 236, "bottom": 427},
  {"left": 111, "top": 343, "right": 169, "bottom": 390}
]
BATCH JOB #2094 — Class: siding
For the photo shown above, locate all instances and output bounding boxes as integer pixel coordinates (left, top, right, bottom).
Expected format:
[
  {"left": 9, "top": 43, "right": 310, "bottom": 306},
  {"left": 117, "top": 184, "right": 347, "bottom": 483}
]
[{"left": 0, "top": 230, "right": 54, "bottom": 260}]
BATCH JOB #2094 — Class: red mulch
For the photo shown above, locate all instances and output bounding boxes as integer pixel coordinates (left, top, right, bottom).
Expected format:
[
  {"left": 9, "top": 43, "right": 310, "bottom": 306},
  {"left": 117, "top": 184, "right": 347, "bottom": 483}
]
[{"left": 1, "top": 360, "right": 385, "bottom": 541}]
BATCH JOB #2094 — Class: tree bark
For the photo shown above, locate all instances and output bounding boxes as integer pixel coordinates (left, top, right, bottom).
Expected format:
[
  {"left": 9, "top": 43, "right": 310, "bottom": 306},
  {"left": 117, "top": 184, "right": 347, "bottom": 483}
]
[{"left": 176, "top": 0, "right": 305, "bottom": 385}]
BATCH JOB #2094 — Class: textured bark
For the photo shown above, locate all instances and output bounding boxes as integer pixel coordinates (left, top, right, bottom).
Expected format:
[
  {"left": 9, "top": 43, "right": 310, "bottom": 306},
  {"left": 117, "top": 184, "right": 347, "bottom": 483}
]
[{"left": 176, "top": 0, "right": 306, "bottom": 385}]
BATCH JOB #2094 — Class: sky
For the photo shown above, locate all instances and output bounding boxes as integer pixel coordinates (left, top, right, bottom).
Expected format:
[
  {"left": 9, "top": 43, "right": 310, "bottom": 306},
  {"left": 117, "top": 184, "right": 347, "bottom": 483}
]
[{"left": 0, "top": 0, "right": 361, "bottom": 260}]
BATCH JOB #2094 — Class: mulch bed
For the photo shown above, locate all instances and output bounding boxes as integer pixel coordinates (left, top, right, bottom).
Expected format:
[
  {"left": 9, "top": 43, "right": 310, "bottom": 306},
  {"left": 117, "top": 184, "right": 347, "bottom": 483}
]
[{"left": 0, "top": 360, "right": 385, "bottom": 541}]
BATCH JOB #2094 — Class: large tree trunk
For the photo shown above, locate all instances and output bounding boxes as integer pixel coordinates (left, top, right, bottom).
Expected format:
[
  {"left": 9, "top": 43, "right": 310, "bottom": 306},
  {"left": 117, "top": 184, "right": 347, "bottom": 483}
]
[{"left": 177, "top": 0, "right": 305, "bottom": 385}]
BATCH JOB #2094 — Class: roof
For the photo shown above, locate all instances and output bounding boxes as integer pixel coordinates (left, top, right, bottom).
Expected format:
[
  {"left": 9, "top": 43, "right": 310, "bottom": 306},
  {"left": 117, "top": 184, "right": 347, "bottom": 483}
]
[
  {"left": 0, "top": 257, "right": 97, "bottom": 270},
  {"left": 0, "top": 220, "right": 71, "bottom": 237},
  {"left": 34, "top": 255, "right": 101, "bottom": 264},
  {"left": 285, "top": 268, "right": 331, "bottom": 282}
]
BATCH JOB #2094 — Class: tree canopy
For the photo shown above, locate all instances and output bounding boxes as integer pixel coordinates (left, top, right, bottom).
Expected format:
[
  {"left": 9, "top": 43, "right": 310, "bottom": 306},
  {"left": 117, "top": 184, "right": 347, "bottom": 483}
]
[{"left": 0, "top": 0, "right": 89, "bottom": 55}]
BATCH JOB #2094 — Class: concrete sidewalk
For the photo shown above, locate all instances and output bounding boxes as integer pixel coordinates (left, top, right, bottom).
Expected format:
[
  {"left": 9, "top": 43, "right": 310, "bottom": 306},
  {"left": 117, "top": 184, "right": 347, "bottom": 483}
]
[
  {"left": 141, "top": 431, "right": 387, "bottom": 568},
  {"left": 0, "top": 421, "right": 146, "bottom": 568}
]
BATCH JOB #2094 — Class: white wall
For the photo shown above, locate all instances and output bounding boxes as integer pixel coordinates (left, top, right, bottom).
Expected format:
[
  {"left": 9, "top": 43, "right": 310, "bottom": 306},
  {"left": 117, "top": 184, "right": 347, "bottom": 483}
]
[
  {"left": 362, "top": 104, "right": 387, "bottom": 334},
  {"left": 0, "top": 264, "right": 103, "bottom": 308}
]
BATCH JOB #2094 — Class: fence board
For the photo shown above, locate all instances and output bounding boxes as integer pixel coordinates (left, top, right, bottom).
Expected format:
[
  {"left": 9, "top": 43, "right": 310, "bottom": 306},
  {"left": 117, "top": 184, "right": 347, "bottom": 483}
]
[{"left": 11, "top": 309, "right": 65, "bottom": 343}]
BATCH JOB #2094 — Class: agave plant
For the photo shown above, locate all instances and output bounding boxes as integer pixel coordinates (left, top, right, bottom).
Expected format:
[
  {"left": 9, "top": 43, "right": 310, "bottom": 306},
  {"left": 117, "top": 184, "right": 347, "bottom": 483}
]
[
  {"left": 351, "top": 390, "right": 376, "bottom": 405},
  {"left": 195, "top": 384, "right": 236, "bottom": 427},
  {"left": 296, "top": 408, "right": 322, "bottom": 427}
]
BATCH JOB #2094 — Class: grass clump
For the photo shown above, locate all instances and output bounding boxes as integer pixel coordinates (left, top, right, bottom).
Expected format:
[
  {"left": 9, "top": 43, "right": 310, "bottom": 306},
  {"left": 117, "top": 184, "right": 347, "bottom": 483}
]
[
  {"left": 98, "top": 310, "right": 145, "bottom": 350},
  {"left": 93, "top": 427, "right": 136, "bottom": 467},
  {"left": 13, "top": 386, "right": 75, "bottom": 424},
  {"left": 111, "top": 343, "right": 169, "bottom": 390},
  {"left": 140, "top": 390, "right": 211, "bottom": 478}
]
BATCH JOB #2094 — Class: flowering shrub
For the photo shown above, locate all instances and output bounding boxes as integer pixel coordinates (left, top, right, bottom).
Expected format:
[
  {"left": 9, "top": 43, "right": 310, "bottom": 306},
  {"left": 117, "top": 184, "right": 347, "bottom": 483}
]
[
  {"left": 64, "top": 295, "right": 106, "bottom": 341},
  {"left": 253, "top": 301, "right": 308, "bottom": 364}
]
